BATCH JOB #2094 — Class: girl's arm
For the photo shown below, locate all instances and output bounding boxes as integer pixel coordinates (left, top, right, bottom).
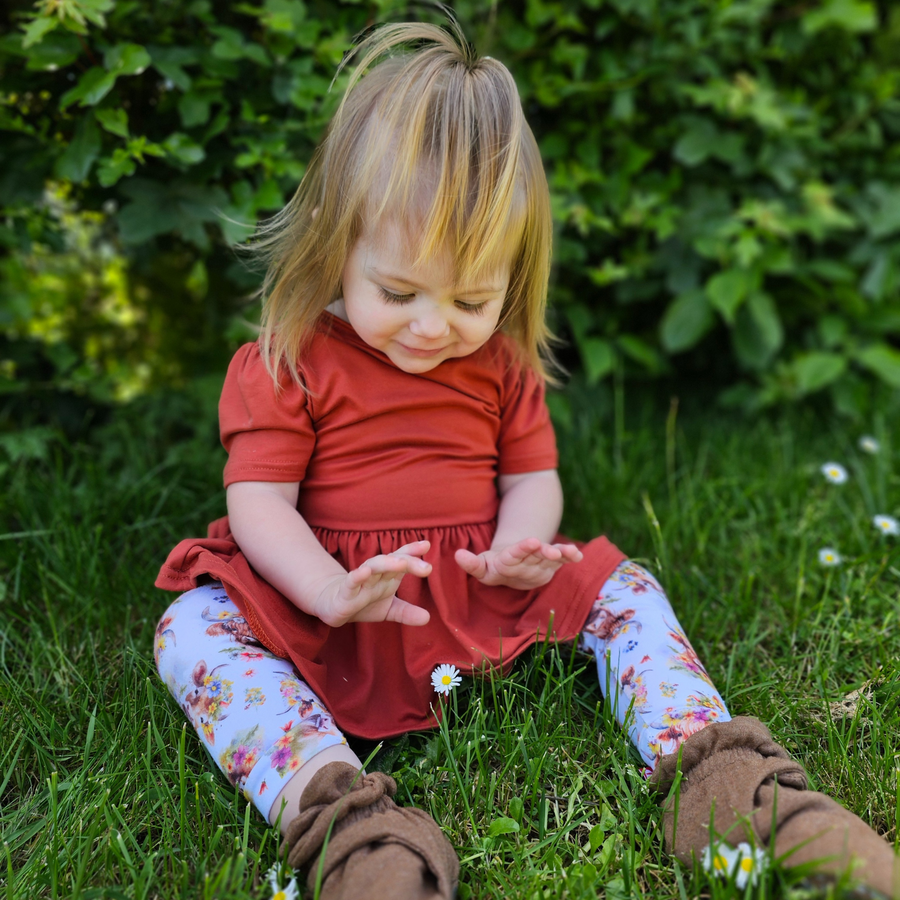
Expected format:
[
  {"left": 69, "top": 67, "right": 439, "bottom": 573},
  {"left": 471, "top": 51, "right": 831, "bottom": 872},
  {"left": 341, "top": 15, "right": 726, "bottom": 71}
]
[
  {"left": 454, "top": 469, "right": 582, "bottom": 589},
  {"left": 492, "top": 469, "right": 564, "bottom": 546},
  {"left": 226, "top": 481, "right": 432, "bottom": 627}
]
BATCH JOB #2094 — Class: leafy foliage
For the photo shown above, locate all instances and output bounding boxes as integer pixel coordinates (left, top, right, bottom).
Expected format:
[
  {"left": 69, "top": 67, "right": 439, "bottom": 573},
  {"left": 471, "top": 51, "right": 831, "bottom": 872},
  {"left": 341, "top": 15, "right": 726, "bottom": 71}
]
[
  {"left": 488, "top": 0, "right": 900, "bottom": 414},
  {"left": 2, "top": 0, "right": 900, "bottom": 427}
]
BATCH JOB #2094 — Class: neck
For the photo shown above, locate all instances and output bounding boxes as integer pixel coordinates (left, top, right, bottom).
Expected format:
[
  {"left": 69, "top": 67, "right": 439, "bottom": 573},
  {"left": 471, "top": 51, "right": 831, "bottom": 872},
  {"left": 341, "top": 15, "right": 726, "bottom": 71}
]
[{"left": 326, "top": 299, "right": 349, "bottom": 322}]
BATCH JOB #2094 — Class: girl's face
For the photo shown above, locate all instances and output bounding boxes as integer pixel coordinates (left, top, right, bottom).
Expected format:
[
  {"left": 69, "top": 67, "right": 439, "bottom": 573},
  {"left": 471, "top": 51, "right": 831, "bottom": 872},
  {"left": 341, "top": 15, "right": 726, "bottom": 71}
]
[{"left": 335, "top": 221, "right": 509, "bottom": 374}]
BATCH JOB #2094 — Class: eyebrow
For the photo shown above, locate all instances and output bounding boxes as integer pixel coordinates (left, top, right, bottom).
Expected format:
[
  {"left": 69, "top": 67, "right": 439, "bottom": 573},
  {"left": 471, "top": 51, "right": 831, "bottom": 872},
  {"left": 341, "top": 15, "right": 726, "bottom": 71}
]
[{"left": 370, "top": 267, "right": 505, "bottom": 296}]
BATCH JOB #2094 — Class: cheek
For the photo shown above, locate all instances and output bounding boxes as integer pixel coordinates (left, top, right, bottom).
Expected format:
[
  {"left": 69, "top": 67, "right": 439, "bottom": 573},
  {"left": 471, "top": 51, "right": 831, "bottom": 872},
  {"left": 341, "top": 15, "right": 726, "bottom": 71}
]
[
  {"left": 457, "top": 319, "right": 495, "bottom": 348},
  {"left": 367, "top": 301, "right": 403, "bottom": 331},
  {"left": 352, "top": 298, "right": 404, "bottom": 342},
  {"left": 465, "top": 309, "right": 503, "bottom": 343}
]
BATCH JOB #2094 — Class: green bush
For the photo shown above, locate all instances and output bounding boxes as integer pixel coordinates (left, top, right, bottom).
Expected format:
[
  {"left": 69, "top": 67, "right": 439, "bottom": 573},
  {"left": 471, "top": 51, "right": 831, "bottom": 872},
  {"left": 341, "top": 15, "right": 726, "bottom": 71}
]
[
  {"left": 499, "top": 0, "right": 900, "bottom": 414},
  {"left": 1, "top": 0, "right": 899, "bottom": 427}
]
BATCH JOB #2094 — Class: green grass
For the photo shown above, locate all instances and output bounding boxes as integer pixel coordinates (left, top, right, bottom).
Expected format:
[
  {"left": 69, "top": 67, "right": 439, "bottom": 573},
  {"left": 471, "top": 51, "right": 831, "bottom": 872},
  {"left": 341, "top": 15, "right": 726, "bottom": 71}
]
[{"left": 2, "top": 384, "right": 899, "bottom": 899}]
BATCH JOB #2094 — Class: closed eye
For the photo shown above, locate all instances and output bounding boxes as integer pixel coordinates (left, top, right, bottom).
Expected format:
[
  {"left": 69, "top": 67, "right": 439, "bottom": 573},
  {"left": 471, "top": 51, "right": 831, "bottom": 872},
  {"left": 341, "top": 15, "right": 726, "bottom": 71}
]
[
  {"left": 378, "top": 286, "right": 414, "bottom": 304},
  {"left": 379, "top": 286, "right": 489, "bottom": 316}
]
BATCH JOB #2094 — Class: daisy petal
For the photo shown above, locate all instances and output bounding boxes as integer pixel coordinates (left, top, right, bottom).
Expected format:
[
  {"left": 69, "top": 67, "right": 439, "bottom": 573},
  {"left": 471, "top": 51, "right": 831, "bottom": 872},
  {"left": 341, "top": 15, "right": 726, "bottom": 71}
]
[
  {"left": 818, "top": 547, "right": 842, "bottom": 567},
  {"left": 873, "top": 515, "right": 899, "bottom": 536},
  {"left": 858, "top": 435, "right": 880, "bottom": 454},
  {"left": 431, "top": 664, "right": 462, "bottom": 695},
  {"left": 700, "top": 840, "right": 767, "bottom": 888},
  {"left": 820, "top": 462, "right": 848, "bottom": 484},
  {"left": 266, "top": 866, "right": 300, "bottom": 900}
]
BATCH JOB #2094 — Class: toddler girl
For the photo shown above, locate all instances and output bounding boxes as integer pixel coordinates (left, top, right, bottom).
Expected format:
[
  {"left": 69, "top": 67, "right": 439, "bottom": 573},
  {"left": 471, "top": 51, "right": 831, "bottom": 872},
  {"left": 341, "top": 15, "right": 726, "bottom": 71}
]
[{"left": 154, "top": 21, "right": 896, "bottom": 899}]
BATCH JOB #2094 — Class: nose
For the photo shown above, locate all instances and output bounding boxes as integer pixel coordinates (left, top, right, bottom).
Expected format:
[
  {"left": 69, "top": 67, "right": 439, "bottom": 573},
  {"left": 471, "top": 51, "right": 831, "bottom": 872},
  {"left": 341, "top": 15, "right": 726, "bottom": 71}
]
[{"left": 409, "top": 307, "right": 451, "bottom": 340}]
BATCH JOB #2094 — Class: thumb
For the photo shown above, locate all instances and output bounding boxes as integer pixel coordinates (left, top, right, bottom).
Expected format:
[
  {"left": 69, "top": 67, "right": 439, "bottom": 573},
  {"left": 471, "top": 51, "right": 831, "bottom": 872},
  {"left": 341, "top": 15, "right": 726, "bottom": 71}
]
[
  {"left": 455, "top": 548, "right": 488, "bottom": 579},
  {"left": 384, "top": 596, "right": 430, "bottom": 627}
]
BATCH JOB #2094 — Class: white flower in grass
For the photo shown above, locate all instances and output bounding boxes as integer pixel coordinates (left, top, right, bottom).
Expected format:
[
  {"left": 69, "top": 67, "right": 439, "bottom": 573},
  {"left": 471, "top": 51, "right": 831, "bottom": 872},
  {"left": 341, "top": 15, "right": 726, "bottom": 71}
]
[
  {"left": 821, "top": 462, "right": 848, "bottom": 484},
  {"left": 873, "top": 515, "right": 899, "bottom": 536},
  {"left": 700, "top": 841, "right": 767, "bottom": 889},
  {"left": 266, "top": 867, "right": 299, "bottom": 900},
  {"left": 859, "top": 435, "right": 880, "bottom": 454},
  {"left": 818, "top": 547, "right": 842, "bottom": 567},
  {"left": 431, "top": 664, "right": 461, "bottom": 695}
]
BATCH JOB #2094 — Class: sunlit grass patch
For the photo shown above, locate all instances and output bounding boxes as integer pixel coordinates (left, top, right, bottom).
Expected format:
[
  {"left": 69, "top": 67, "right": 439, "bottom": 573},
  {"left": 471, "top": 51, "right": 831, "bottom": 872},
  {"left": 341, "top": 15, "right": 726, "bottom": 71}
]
[{"left": 2, "top": 389, "right": 899, "bottom": 898}]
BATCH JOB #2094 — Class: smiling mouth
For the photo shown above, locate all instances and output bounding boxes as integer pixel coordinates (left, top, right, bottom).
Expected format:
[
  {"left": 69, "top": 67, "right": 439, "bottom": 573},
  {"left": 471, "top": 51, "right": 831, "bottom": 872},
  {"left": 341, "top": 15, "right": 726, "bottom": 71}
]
[{"left": 398, "top": 343, "right": 447, "bottom": 358}]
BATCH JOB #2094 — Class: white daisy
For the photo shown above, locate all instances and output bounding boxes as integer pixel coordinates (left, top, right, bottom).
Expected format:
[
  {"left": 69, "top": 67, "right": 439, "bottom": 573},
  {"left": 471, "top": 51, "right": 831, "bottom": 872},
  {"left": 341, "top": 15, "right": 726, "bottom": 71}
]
[
  {"left": 266, "top": 867, "right": 299, "bottom": 900},
  {"left": 873, "top": 515, "right": 899, "bottom": 536},
  {"left": 700, "top": 841, "right": 767, "bottom": 889},
  {"left": 821, "top": 462, "right": 848, "bottom": 484},
  {"left": 859, "top": 435, "right": 880, "bottom": 454},
  {"left": 818, "top": 547, "right": 842, "bottom": 567},
  {"left": 431, "top": 664, "right": 462, "bottom": 695}
]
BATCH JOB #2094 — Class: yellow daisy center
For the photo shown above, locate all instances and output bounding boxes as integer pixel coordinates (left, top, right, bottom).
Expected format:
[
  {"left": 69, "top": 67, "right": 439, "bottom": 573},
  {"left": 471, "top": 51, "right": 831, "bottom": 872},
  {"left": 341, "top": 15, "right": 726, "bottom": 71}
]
[
  {"left": 442, "top": 675, "right": 452, "bottom": 685},
  {"left": 713, "top": 854, "right": 729, "bottom": 871},
  {"left": 273, "top": 892, "right": 286, "bottom": 900},
  {"left": 740, "top": 857, "right": 754, "bottom": 872}
]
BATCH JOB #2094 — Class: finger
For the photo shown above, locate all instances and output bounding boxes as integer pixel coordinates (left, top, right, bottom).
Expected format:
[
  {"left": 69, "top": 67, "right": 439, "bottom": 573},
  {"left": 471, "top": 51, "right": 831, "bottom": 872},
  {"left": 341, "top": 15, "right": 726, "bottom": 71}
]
[
  {"left": 537, "top": 543, "right": 563, "bottom": 561},
  {"left": 389, "top": 554, "right": 433, "bottom": 577},
  {"left": 499, "top": 538, "right": 542, "bottom": 562},
  {"left": 554, "top": 543, "right": 583, "bottom": 562},
  {"left": 499, "top": 557, "right": 556, "bottom": 579},
  {"left": 503, "top": 547, "right": 550, "bottom": 570},
  {"left": 362, "top": 554, "right": 431, "bottom": 577},
  {"left": 347, "top": 565, "right": 372, "bottom": 588},
  {"left": 454, "top": 548, "right": 488, "bottom": 579},
  {"left": 343, "top": 568, "right": 403, "bottom": 608},
  {"left": 383, "top": 597, "right": 430, "bottom": 627},
  {"left": 391, "top": 540, "right": 431, "bottom": 558}
]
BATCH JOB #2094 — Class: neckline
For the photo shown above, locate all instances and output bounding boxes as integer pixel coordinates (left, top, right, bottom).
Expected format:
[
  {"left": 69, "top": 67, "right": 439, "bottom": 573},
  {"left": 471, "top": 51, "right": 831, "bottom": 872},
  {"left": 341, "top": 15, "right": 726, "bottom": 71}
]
[
  {"left": 320, "top": 308, "right": 363, "bottom": 340},
  {"left": 321, "top": 307, "right": 350, "bottom": 326},
  {"left": 318, "top": 308, "right": 391, "bottom": 359}
]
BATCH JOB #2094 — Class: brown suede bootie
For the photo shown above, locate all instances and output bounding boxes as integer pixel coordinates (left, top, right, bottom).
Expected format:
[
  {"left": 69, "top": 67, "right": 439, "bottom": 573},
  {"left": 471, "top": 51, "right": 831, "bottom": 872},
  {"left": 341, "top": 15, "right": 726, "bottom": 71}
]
[
  {"left": 282, "top": 761, "right": 459, "bottom": 900},
  {"left": 649, "top": 716, "right": 898, "bottom": 896}
]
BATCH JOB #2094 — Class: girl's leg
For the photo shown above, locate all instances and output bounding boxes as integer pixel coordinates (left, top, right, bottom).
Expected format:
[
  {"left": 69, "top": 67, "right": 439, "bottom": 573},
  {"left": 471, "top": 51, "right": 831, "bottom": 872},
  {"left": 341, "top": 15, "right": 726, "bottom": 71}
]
[
  {"left": 154, "top": 582, "right": 355, "bottom": 827},
  {"left": 268, "top": 744, "right": 362, "bottom": 836},
  {"left": 578, "top": 561, "right": 897, "bottom": 893},
  {"left": 578, "top": 560, "right": 730, "bottom": 773},
  {"left": 154, "top": 583, "right": 459, "bottom": 898}
]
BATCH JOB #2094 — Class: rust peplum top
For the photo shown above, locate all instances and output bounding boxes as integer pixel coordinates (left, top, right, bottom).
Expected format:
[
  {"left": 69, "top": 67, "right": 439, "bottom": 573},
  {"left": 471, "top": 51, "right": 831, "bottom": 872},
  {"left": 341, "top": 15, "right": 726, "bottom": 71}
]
[{"left": 156, "top": 312, "right": 625, "bottom": 738}]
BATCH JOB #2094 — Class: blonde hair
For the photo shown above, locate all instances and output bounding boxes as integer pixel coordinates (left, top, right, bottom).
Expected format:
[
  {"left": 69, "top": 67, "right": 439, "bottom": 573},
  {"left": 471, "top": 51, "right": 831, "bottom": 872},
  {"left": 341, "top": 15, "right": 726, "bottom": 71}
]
[{"left": 251, "top": 19, "right": 556, "bottom": 383}]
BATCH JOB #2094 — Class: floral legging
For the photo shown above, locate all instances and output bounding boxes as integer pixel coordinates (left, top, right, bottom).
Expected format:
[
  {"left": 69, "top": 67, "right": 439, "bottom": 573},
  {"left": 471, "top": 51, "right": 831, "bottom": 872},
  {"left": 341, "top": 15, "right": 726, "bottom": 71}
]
[{"left": 154, "top": 560, "right": 730, "bottom": 824}]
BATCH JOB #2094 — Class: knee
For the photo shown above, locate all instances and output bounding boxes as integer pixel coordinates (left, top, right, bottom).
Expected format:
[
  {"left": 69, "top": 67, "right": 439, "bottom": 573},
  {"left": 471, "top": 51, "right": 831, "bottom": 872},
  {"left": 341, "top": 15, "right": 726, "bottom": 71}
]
[
  {"left": 153, "top": 582, "right": 232, "bottom": 679},
  {"left": 153, "top": 597, "right": 182, "bottom": 674}
]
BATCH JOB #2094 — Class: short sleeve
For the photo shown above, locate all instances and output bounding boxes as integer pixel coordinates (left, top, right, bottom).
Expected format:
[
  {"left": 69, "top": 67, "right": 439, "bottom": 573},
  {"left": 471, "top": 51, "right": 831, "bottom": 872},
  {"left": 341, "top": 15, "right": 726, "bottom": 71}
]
[
  {"left": 497, "top": 353, "right": 558, "bottom": 475},
  {"left": 219, "top": 343, "right": 316, "bottom": 487}
]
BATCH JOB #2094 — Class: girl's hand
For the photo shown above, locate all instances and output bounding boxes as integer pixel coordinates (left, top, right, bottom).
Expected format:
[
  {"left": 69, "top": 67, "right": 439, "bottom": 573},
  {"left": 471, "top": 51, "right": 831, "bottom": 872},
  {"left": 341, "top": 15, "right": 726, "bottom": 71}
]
[
  {"left": 454, "top": 538, "right": 582, "bottom": 590},
  {"left": 311, "top": 540, "right": 432, "bottom": 628}
]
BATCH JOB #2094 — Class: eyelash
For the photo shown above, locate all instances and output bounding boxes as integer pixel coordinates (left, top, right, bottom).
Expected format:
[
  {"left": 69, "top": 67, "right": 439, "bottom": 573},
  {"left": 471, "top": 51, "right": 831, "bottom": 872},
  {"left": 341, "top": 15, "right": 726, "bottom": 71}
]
[
  {"left": 377, "top": 286, "right": 488, "bottom": 316},
  {"left": 378, "top": 287, "right": 414, "bottom": 304}
]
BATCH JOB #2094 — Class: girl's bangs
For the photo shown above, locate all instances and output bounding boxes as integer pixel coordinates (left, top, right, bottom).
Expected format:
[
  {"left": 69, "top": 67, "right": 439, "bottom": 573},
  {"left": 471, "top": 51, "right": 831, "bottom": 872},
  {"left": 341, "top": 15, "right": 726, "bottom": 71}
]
[
  {"left": 341, "top": 50, "right": 534, "bottom": 286},
  {"left": 362, "top": 137, "right": 532, "bottom": 287}
]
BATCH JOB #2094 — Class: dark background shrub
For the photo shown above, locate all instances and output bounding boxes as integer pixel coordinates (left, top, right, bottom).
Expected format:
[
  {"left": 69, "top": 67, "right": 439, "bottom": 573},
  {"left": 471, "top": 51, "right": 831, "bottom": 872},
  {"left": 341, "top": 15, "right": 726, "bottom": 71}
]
[{"left": 2, "top": 0, "right": 899, "bottom": 443}]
